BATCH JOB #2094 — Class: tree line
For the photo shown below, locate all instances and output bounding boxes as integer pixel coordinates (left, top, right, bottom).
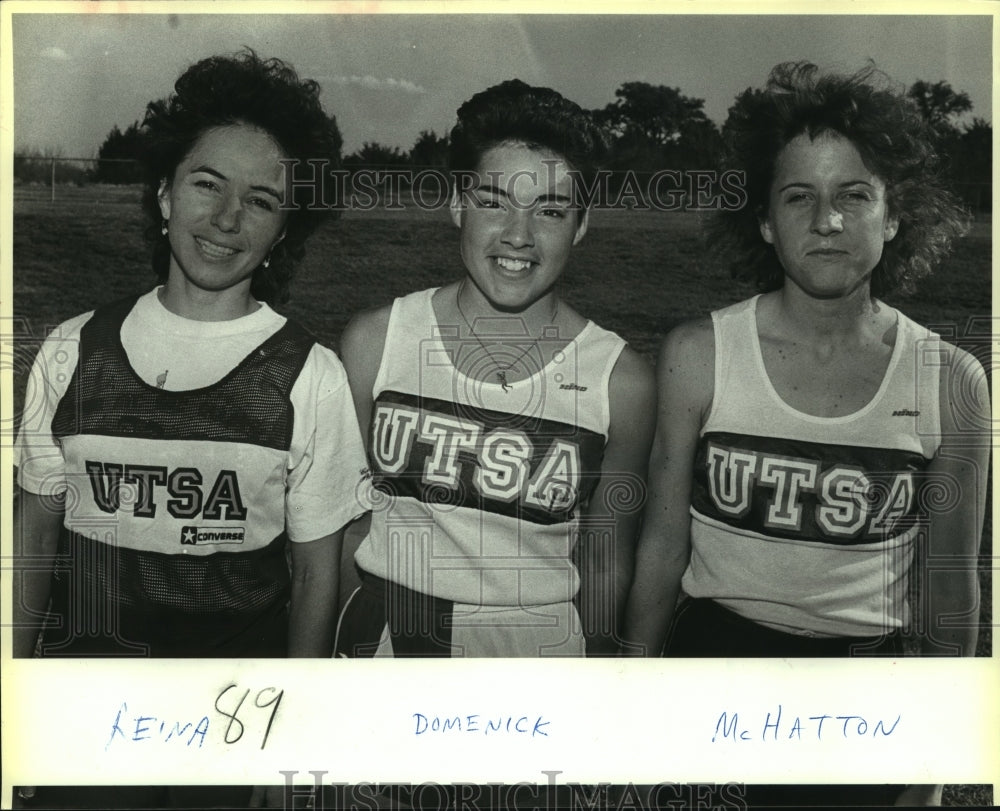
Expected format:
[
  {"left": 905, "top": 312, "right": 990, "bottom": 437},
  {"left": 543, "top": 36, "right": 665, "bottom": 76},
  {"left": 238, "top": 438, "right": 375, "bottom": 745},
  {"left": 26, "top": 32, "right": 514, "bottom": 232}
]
[{"left": 22, "top": 79, "right": 992, "bottom": 211}]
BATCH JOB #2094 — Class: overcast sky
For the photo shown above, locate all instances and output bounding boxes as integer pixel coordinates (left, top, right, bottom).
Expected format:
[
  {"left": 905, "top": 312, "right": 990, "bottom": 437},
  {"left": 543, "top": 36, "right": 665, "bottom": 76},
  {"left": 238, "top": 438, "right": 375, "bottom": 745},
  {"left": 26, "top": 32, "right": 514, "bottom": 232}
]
[{"left": 10, "top": 10, "right": 993, "bottom": 159}]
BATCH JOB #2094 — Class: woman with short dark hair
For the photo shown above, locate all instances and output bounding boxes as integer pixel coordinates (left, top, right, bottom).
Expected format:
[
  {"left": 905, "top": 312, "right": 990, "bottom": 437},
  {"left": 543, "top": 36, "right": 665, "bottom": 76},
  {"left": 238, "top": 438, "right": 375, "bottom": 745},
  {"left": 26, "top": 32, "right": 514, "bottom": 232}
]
[{"left": 335, "top": 79, "right": 656, "bottom": 658}]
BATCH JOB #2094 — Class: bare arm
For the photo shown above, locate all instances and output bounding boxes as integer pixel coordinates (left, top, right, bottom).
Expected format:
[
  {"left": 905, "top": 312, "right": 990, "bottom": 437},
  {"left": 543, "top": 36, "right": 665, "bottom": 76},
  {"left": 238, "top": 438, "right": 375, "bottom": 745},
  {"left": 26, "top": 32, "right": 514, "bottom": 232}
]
[
  {"left": 621, "top": 319, "right": 714, "bottom": 656},
  {"left": 335, "top": 307, "right": 390, "bottom": 612},
  {"left": 337, "top": 515, "right": 372, "bottom": 616},
  {"left": 12, "top": 324, "right": 80, "bottom": 658},
  {"left": 919, "top": 345, "right": 990, "bottom": 656},
  {"left": 576, "top": 347, "right": 656, "bottom": 656},
  {"left": 888, "top": 351, "right": 988, "bottom": 811},
  {"left": 339, "top": 306, "right": 391, "bottom": 442},
  {"left": 287, "top": 532, "right": 344, "bottom": 657},
  {"left": 13, "top": 487, "right": 64, "bottom": 658}
]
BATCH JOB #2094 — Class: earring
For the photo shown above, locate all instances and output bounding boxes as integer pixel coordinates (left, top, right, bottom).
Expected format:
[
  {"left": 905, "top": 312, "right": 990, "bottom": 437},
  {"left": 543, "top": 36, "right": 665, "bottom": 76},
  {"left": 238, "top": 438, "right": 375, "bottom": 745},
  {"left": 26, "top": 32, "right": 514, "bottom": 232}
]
[
  {"left": 161, "top": 219, "right": 169, "bottom": 236},
  {"left": 262, "top": 252, "right": 272, "bottom": 269}
]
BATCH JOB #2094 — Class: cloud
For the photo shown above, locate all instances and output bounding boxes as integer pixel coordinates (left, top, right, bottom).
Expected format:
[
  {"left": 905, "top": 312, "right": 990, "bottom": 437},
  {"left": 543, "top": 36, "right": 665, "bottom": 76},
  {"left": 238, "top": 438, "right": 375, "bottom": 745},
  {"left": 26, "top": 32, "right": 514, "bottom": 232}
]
[
  {"left": 329, "top": 75, "right": 426, "bottom": 94},
  {"left": 40, "top": 46, "right": 70, "bottom": 61}
]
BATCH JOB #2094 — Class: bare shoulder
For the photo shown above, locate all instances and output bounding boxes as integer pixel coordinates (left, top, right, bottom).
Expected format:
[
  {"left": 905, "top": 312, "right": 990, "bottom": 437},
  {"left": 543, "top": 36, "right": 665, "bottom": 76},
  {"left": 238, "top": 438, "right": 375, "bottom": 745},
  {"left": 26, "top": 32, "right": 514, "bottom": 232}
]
[
  {"left": 341, "top": 304, "right": 392, "bottom": 349},
  {"left": 609, "top": 344, "right": 655, "bottom": 396},
  {"left": 340, "top": 303, "right": 393, "bottom": 368},
  {"left": 936, "top": 338, "right": 988, "bottom": 382},
  {"left": 659, "top": 315, "right": 715, "bottom": 368},
  {"left": 658, "top": 316, "right": 715, "bottom": 388},
  {"left": 654, "top": 315, "right": 716, "bottom": 426},
  {"left": 934, "top": 336, "right": 991, "bottom": 434},
  {"left": 606, "top": 344, "right": 656, "bottom": 455},
  {"left": 338, "top": 303, "right": 395, "bottom": 416}
]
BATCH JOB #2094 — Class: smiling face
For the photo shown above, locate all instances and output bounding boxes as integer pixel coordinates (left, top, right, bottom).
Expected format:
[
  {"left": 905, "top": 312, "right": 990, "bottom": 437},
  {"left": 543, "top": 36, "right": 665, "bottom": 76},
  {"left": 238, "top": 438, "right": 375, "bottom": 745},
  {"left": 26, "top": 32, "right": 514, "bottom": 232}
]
[
  {"left": 451, "top": 142, "right": 587, "bottom": 312},
  {"left": 760, "top": 131, "right": 899, "bottom": 300},
  {"left": 158, "top": 123, "right": 288, "bottom": 306}
]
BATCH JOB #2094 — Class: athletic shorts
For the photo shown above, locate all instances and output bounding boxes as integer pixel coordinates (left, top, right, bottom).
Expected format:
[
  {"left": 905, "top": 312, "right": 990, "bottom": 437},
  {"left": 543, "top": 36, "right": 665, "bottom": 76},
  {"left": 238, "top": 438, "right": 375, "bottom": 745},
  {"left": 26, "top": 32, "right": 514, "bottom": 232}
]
[
  {"left": 666, "top": 598, "right": 906, "bottom": 657},
  {"left": 334, "top": 571, "right": 585, "bottom": 658}
]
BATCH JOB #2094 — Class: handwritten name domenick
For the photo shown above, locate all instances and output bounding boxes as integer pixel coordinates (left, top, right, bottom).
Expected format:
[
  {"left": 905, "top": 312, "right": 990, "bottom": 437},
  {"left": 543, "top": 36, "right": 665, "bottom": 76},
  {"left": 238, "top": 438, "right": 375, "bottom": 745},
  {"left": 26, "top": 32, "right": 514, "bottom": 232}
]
[{"left": 413, "top": 713, "right": 550, "bottom": 737}]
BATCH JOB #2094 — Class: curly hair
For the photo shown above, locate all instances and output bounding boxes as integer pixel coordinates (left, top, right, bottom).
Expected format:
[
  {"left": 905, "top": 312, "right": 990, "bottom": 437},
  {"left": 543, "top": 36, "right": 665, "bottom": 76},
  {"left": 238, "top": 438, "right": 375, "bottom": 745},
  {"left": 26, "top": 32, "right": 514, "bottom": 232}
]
[
  {"left": 714, "top": 61, "right": 969, "bottom": 296},
  {"left": 448, "top": 79, "right": 608, "bottom": 208},
  {"left": 140, "top": 49, "right": 341, "bottom": 305}
]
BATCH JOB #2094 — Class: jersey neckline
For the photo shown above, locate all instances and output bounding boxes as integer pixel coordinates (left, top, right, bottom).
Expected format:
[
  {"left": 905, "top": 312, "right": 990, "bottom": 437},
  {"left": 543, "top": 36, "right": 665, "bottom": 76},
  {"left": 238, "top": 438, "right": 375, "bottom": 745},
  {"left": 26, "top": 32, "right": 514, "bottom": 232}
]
[
  {"left": 747, "top": 293, "right": 904, "bottom": 425},
  {"left": 423, "top": 287, "right": 595, "bottom": 392},
  {"left": 113, "top": 288, "right": 292, "bottom": 397}
]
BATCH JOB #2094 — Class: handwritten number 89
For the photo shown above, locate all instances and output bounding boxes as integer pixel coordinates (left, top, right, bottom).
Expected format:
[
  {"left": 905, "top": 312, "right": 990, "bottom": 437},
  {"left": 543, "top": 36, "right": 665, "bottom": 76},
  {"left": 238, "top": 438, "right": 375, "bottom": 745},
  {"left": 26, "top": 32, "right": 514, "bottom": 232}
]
[{"left": 214, "top": 685, "right": 284, "bottom": 750}]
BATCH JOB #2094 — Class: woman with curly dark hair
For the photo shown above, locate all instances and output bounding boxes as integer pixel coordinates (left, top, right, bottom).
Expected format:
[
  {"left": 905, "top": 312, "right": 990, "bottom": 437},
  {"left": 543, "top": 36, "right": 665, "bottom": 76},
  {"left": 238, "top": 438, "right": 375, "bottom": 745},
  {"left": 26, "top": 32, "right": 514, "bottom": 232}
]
[
  {"left": 14, "top": 50, "right": 368, "bottom": 668},
  {"left": 140, "top": 50, "right": 342, "bottom": 308},
  {"left": 624, "top": 62, "right": 989, "bottom": 667}
]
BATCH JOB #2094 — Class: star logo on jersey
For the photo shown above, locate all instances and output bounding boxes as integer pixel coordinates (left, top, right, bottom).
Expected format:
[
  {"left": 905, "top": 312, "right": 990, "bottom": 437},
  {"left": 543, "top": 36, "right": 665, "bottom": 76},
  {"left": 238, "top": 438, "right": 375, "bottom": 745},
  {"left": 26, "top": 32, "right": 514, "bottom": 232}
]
[{"left": 179, "top": 526, "right": 246, "bottom": 545}]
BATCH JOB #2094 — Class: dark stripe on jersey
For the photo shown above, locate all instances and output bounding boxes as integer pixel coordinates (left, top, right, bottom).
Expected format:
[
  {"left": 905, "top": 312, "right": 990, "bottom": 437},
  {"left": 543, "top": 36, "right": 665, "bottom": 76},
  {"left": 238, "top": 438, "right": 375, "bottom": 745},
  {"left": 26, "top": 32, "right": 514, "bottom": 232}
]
[
  {"left": 43, "top": 530, "right": 290, "bottom": 657},
  {"left": 691, "top": 431, "right": 931, "bottom": 545},
  {"left": 370, "top": 389, "right": 605, "bottom": 525},
  {"left": 51, "top": 294, "right": 315, "bottom": 449},
  {"left": 336, "top": 572, "right": 454, "bottom": 658}
]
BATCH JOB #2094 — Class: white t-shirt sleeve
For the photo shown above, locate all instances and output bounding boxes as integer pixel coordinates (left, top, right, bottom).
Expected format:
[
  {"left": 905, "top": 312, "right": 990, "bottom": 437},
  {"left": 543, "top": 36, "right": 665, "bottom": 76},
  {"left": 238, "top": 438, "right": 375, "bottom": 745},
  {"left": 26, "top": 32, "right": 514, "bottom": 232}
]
[
  {"left": 14, "top": 312, "right": 93, "bottom": 496},
  {"left": 285, "top": 344, "right": 372, "bottom": 543}
]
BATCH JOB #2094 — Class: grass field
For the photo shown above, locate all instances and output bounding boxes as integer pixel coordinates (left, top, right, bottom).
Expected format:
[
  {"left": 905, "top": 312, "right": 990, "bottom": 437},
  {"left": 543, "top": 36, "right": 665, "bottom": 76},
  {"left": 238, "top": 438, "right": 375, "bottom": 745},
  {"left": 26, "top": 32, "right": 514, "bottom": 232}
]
[
  {"left": 9, "top": 183, "right": 995, "bottom": 807},
  {"left": 10, "top": 183, "right": 992, "bottom": 359}
]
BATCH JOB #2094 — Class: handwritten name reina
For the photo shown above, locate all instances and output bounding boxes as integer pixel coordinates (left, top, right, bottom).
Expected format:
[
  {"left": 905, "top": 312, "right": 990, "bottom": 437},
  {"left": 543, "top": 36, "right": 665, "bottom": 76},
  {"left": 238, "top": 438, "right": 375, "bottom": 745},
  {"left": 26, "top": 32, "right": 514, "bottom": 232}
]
[
  {"left": 106, "top": 702, "right": 209, "bottom": 750},
  {"left": 413, "top": 713, "right": 550, "bottom": 737},
  {"left": 712, "top": 704, "right": 900, "bottom": 743},
  {"left": 104, "top": 686, "right": 283, "bottom": 751}
]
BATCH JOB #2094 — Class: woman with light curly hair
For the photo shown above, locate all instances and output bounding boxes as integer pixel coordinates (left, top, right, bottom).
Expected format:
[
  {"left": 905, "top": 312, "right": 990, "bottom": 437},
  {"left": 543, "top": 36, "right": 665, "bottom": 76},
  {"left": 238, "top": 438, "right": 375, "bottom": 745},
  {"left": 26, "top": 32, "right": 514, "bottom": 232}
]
[
  {"left": 625, "top": 60, "right": 988, "bottom": 663},
  {"left": 624, "top": 61, "right": 989, "bottom": 807}
]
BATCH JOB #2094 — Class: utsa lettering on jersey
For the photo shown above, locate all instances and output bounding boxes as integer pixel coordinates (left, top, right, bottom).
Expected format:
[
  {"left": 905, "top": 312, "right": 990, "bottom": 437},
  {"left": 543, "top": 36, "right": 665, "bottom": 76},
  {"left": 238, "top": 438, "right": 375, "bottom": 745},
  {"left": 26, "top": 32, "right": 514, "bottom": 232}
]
[
  {"left": 337, "top": 290, "right": 634, "bottom": 657},
  {"left": 84, "top": 462, "right": 248, "bottom": 520},
  {"left": 337, "top": 80, "right": 656, "bottom": 658},
  {"left": 39, "top": 295, "right": 314, "bottom": 655},
  {"left": 15, "top": 288, "right": 369, "bottom": 658},
  {"left": 696, "top": 435, "right": 920, "bottom": 542},
  {"left": 369, "top": 391, "right": 603, "bottom": 524},
  {"left": 11, "top": 48, "right": 359, "bottom": 811},
  {"left": 679, "top": 296, "right": 939, "bottom": 640},
  {"left": 350, "top": 290, "right": 624, "bottom": 618},
  {"left": 625, "top": 63, "right": 988, "bottom": 683}
]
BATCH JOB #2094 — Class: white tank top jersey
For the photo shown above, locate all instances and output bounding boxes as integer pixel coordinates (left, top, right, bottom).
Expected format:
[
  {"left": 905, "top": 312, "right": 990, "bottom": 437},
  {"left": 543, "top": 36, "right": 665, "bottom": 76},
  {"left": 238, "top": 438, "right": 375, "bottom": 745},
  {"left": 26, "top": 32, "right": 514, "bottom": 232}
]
[
  {"left": 354, "top": 288, "right": 627, "bottom": 607},
  {"left": 682, "top": 295, "right": 942, "bottom": 637}
]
